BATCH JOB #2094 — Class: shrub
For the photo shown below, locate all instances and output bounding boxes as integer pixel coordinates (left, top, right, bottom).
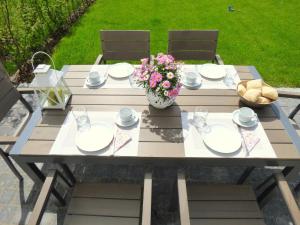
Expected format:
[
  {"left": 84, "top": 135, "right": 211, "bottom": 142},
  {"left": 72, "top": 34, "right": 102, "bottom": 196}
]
[{"left": 0, "top": 0, "right": 94, "bottom": 83}]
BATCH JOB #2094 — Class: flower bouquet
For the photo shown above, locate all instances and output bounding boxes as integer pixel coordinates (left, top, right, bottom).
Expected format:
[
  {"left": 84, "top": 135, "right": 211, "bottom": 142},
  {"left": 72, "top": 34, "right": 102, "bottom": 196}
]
[{"left": 134, "top": 53, "right": 182, "bottom": 109}]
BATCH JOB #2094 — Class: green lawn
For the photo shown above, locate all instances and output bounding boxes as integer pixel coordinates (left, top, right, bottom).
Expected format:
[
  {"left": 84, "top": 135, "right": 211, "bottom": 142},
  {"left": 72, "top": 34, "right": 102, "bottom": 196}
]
[{"left": 52, "top": 0, "right": 300, "bottom": 87}]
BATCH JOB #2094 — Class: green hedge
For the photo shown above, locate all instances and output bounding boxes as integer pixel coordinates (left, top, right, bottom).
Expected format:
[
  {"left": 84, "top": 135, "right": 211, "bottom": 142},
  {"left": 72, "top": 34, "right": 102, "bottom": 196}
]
[{"left": 0, "top": 0, "right": 93, "bottom": 80}]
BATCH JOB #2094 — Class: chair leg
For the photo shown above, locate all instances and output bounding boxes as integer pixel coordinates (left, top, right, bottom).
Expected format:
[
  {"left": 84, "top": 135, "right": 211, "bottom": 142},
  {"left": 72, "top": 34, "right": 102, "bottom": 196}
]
[
  {"left": 237, "top": 167, "right": 255, "bottom": 184},
  {"left": 289, "top": 104, "right": 300, "bottom": 119},
  {"left": 0, "top": 149, "right": 23, "bottom": 181}
]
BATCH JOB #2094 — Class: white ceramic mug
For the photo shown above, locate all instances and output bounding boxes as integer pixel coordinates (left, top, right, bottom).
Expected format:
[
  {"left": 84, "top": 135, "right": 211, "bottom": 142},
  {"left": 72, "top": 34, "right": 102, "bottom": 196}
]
[
  {"left": 185, "top": 72, "right": 197, "bottom": 84},
  {"left": 119, "top": 108, "right": 133, "bottom": 122},
  {"left": 239, "top": 107, "right": 257, "bottom": 123},
  {"left": 88, "top": 71, "right": 100, "bottom": 84}
]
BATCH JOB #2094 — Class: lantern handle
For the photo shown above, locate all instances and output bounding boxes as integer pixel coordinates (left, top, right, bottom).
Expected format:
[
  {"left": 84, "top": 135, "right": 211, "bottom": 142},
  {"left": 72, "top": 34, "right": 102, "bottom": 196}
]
[{"left": 31, "top": 51, "right": 56, "bottom": 71}]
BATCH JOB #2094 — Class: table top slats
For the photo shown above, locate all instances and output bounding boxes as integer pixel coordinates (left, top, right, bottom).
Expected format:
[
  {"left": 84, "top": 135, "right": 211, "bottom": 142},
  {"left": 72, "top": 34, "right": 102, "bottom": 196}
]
[{"left": 15, "top": 65, "right": 300, "bottom": 163}]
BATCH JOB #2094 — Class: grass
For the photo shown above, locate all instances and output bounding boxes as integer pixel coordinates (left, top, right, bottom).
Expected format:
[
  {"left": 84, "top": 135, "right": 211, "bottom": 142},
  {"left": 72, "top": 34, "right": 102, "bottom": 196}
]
[{"left": 52, "top": 0, "right": 300, "bottom": 87}]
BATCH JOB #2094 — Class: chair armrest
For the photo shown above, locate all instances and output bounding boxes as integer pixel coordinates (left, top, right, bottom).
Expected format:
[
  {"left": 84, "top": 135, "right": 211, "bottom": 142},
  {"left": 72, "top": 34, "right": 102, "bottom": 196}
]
[
  {"left": 215, "top": 54, "right": 224, "bottom": 65},
  {"left": 0, "top": 136, "right": 18, "bottom": 145},
  {"left": 142, "top": 172, "right": 152, "bottom": 225},
  {"left": 278, "top": 90, "right": 300, "bottom": 99},
  {"left": 17, "top": 87, "right": 35, "bottom": 94},
  {"left": 274, "top": 172, "right": 300, "bottom": 225},
  {"left": 177, "top": 172, "right": 191, "bottom": 225},
  {"left": 28, "top": 170, "right": 58, "bottom": 225},
  {"left": 94, "top": 54, "right": 104, "bottom": 65}
]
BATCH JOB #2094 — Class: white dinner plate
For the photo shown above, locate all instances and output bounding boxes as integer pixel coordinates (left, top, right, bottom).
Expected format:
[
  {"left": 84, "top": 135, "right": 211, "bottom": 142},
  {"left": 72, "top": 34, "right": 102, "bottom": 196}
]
[
  {"left": 232, "top": 110, "right": 258, "bottom": 128},
  {"left": 202, "top": 124, "right": 242, "bottom": 153},
  {"left": 197, "top": 64, "right": 226, "bottom": 80},
  {"left": 108, "top": 63, "right": 135, "bottom": 78},
  {"left": 75, "top": 122, "right": 114, "bottom": 152}
]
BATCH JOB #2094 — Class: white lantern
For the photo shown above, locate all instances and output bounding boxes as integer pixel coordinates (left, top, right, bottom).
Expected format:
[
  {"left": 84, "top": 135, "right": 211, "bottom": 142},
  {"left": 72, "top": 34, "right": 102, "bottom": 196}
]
[{"left": 30, "top": 51, "right": 71, "bottom": 110}]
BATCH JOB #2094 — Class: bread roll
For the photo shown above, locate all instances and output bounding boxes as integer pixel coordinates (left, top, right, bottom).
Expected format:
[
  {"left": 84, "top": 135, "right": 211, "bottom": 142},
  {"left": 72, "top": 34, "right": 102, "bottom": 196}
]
[
  {"left": 257, "top": 96, "right": 271, "bottom": 104},
  {"left": 262, "top": 86, "right": 278, "bottom": 100},
  {"left": 247, "top": 79, "right": 262, "bottom": 90},
  {"left": 243, "top": 89, "right": 262, "bottom": 102},
  {"left": 237, "top": 84, "right": 247, "bottom": 96}
]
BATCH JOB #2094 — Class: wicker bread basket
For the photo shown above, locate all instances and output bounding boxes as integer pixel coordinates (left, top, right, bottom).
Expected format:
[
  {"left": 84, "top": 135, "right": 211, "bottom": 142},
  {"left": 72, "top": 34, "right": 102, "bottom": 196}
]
[{"left": 237, "top": 80, "right": 277, "bottom": 108}]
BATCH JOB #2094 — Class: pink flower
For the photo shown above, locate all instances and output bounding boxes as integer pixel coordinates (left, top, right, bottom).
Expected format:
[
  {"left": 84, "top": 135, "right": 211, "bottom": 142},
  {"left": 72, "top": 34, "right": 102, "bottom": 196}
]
[
  {"left": 168, "top": 85, "right": 181, "bottom": 97},
  {"left": 141, "top": 58, "right": 148, "bottom": 65},
  {"left": 149, "top": 79, "right": 157, "bottom": 88},
  {"left": 168, "top": 88, "right": 179, "bottom": 97},
  {"left": 151, "top": 72, "right": 162, "bottom": 82},
  {"left": 167, "top": 54, "right": 175, "bottom": 63},
  {"left": 156, "top": 54, "right": 173, "bottom": 65},
  {"left": 162, "top": 80, "right": 171, "bottom": 89}
]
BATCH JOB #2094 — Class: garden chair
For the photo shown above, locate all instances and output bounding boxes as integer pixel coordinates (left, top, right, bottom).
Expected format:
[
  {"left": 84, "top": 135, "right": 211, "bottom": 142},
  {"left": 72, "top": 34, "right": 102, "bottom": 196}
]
[
  {"left": 28, "top": 171, "right": 152, "bottom": 225},
  {"left": 168, "top": 30, "right": 224, "bottom": 64},
  {"left": 95, "top": 30, "right": 150, "bottom": 64},
  {"left": 278, "top": 90, "right": 300, "bottom": 122},
  {"left": 277, "top": 90, "right": 300, "bottom": 193},
  {"left": 0, "top": 61, "right": 37, "bottom": 181},
  {"left": 177, "top": 171, "right": 300, "bottom": 225}
]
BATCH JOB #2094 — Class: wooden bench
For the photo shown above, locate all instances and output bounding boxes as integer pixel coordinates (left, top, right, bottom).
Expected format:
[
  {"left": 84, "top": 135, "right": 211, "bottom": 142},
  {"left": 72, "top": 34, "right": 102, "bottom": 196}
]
[
  {"left": 177, "top": 172, "right": 300, "bottom": 225},
  {"left": 28, "top": 171, "right": 152, "bottom": 225}
]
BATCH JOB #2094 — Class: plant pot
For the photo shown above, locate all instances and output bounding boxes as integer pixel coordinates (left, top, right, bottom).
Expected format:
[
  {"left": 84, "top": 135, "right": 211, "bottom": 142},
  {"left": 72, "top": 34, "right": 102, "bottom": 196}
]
[{"left": 146, "top": 91, "right": 175, "bottom": 109}]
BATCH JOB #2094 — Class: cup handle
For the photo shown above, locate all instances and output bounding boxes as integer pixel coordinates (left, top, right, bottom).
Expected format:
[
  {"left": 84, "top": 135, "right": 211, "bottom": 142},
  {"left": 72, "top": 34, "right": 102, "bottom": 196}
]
[{"left": 251, "top": 113, "right": 258, "bottom": 122}]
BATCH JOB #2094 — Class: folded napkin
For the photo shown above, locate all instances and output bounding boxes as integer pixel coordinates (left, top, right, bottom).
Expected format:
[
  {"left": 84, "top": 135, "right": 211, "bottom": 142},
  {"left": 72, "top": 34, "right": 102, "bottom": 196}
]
[
  {"left": 114, "top": 128, "right": 132, "bottom": 153},
  {"left": 240, "top": 128, "right": 260, "bottom": 151}
]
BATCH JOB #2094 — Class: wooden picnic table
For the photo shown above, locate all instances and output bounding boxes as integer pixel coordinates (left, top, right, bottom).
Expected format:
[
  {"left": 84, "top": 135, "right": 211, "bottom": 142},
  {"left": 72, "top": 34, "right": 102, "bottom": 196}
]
[{"left": 11, "top": 65, "right": 300, "bottom": 183}]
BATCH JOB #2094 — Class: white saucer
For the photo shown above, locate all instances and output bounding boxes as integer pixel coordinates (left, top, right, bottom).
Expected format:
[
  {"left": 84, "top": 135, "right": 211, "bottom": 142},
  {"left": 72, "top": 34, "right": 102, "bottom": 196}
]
[
  {"left": 75, "top": 122, "right": 114, "bottom": 152},
  {"left": 182, "top": 74, "right": 202, "bottom": 89},
  {"left": 86, "top": 73, "right": 107, "bottom": 87},
  {"left": 232, "top": 110, "right": 258, "bottom": 128},
  {"left": 115, "top": 109, "right": 139, "bottom": 127}
]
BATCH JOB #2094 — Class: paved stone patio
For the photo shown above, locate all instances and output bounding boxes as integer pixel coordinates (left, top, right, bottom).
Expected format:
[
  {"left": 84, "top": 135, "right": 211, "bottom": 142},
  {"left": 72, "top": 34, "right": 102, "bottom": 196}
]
[{"left": 0, "top": 91, "right": 299, "bottom": 225}]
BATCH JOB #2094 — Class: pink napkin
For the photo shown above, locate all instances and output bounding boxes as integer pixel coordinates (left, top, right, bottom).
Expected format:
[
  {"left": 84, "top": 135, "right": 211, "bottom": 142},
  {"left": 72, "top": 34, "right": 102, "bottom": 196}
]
[
  {"left": 114, "top": 128, "right": 132, "bottom": 152},
  {"left": 240, "top": 129, "right": 260, "bottom": 151}
]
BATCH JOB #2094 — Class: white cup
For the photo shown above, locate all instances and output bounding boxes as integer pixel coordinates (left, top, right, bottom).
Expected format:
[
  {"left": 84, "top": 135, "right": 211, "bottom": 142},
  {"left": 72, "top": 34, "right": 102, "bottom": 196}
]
[
  {"left": 239, "top": 107, "right": 257, "bottom": 123},
  {"left": 185, "top": 72, "right": 197, "bottom": 84},
  {"left": 119, "top": 108, "right": 133, "bottom": 123},
  {"left": 88, "top": 71, "right": 100, "bottom": 84}
]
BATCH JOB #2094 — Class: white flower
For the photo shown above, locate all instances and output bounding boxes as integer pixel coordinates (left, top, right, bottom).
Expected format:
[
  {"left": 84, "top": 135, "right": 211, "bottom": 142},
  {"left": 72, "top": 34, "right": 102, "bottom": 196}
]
[
  {"left": 167, "top": 72, "right": 174, "bottom": 79},
  {"left": 144, "top": 74, "right": 149, "bottom": 80},
  {"left": 164, "top": 91, "right": 169, "bottom": 96}
]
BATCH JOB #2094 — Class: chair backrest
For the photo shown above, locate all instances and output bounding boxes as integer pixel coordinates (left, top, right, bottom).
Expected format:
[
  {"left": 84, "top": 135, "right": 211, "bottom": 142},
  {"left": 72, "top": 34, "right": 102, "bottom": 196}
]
[
  {"left": 0, "top": 62, "right": 20, "bottom": 121},
  {"left": 168, "top": 30, "right": 219, "bottom": 61},
  {"left": 100, "top": 30, "right": 150, "bottom": 61}
]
